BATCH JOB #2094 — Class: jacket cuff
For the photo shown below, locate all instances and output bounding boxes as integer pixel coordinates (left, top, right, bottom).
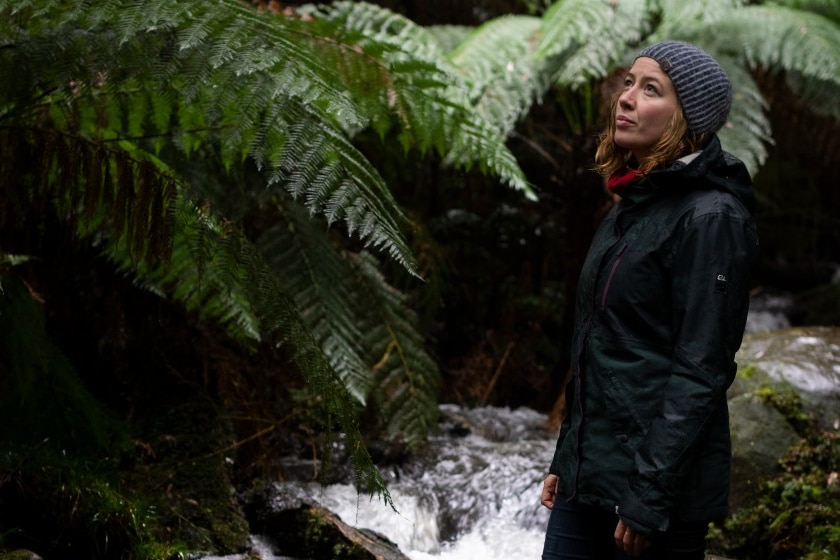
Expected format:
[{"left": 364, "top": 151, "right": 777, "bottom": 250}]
[
  {"left": 616, "top": 494, "right": 670, "bottom": 535},
  {"left": 548, "top": 455, "right": 560, "bottom": 475}
]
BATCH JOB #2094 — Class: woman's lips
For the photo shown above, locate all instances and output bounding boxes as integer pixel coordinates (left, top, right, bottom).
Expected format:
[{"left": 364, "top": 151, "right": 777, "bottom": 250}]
[{"left": 616, "top": 115, "right": 634, "bottom": 127}]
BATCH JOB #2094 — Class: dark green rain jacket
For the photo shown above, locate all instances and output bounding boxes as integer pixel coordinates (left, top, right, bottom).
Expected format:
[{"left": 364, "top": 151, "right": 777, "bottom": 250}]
[{"left": 548, "top": 135, "right": 759, "bottom": 535}]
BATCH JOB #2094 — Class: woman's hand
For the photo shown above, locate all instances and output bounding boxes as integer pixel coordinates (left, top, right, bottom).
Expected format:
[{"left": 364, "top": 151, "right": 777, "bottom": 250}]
[
  {"left": 614, "top": 519, "right": 652, "bottom": 557},
  {"left": 540, "top": 474, "right": 559, "bottom": 509}
]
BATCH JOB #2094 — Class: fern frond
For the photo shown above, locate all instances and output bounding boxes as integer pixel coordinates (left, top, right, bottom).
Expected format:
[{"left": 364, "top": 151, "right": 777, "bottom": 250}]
[
  {"left": 426, "top": 24, "right": 474, "bottom": 53},
  {"left": 536, "top": 0, "right": 650, "bottom": 64},
  {"left": 306, "top": 1, "right": 450, "bottom": 62},
  {"left": 650, "top": 0, "right": 745, "bottom": 39},
  {"left": 715, "top": 6, "right": 840, "bottom": 119},
  {"left": 238, "top": 241, "right": 393, "bottom": 502},
  {"left": 295, "top": 1, "right": 466, "bottom": 155},
  {"left": 715, "top": 58, "right": 772, "bottom": 177},
  {"left": 770, "top": 0, "right": 840, "bottom": 24},
  {"left": 0, "top": 128, "right": 176, "bottom": 265},
  {"left": 448, "top": 15, "right": 548, "bottom": 135},
  {"left": 308, "top": 1, "right": 536, "bottom": 197},
  {"left": 352, "top": 252, "right": 441, "bottom": 447},
  {"left": 1, "top": 0, "right": 422, "bottom": 273},
  {"left": 107, "top": 194, "right": 262, "bottom": 347},
  {"left": 235, "top": 94, "right": 417, "bottom": 269},
  {"left": 537, "top": 0, "right": 651, "bottom": 88},
  {"left": 255, "top": 197, "right": 374, "bottom": 403},
  {"left": 254, "top": 195, "right": 442, "bottom": 445},
  {"left": 443, "top": 118, "right": 536, "bottom": 199}
]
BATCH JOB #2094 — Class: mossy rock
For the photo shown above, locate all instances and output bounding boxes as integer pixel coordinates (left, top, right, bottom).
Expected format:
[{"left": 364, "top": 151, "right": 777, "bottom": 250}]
[
  {"left": 0, "top": 551, "right": 43, "bottom": 560},
  {"left": 734, "top": 326, "right": 840, "bottom": 430},
  {"left": 244, "top": 484, "right": 409, "bottom": 560},
  {"left": 728, "top": 393, "right": 801, "bottom": 511},
  {"left": 726, "top": 327, "right": 840, "bottom": 513},
  {"left": 125, "top": 395, "right": 250, "bottom": 555}
]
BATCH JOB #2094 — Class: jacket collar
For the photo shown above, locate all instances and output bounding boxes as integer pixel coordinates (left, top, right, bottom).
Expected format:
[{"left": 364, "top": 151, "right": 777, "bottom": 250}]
[{"left": 618, "top": 135, "right": 756, "bottom": 214}]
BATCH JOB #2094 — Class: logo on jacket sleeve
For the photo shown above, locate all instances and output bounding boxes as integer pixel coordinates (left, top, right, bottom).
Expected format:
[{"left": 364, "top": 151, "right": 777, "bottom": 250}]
[{"left": 715, "top": 273, "right": 728, "bottom": 294}]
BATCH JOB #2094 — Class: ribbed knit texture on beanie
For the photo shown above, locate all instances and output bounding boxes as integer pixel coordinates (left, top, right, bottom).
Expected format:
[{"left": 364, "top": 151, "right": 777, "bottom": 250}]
[{"left": 636, "top": 41, "right": 732, "bottom": 136}]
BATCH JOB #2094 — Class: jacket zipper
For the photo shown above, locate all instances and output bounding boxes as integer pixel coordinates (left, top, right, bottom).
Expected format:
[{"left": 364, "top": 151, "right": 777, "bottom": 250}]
[
  {"left": 600, "top": 244, "right": 627, "bottom": 310},
  {"left": 567, "top": 336, "right": 586, "bottom": 502},
  {"left": 569, "top": 239, "right": 626, "bottom": 501}
]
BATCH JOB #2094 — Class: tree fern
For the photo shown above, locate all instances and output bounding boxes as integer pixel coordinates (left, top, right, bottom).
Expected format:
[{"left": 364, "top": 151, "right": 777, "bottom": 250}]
[
  {"left": 538, "top": 0, "right": 650, "bottom": 88},
  {"left": 2, "top": 0, "right": 419, "bottom": 269},
  {"left": 2, "top": 0, "right": 535, "bottom": 498},
  {"left": 714, "top": 58, "right": 772, "bottom": 175},
  {"left": 353, "top": 252, "right": 441, "bottom": 447},
  {"left": 255, "top": 196, "right": 378, "bottom": 403},
  {"left": 448, "top": 15, "right": 548, "bottom": 136},
  {"left": 425, "top": 24, "right": 474, "bottom": 54},
  {"left": 536, "top": 0, "right": 649, "bottom": 63},
  {"left": 308, "top": 1, "right": 536, "bottom": 198},
  {"left": 651, "top": 0, "right": 747, "bottom": 39},
  {"left": 772, "top": 0, "right": 840, "bottom": 24},
  {"left": 717, "top": 5, "right": 840, "bottom": 119}
]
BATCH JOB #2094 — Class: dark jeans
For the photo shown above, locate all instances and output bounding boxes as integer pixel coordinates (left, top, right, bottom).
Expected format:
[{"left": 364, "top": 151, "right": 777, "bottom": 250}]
[{"left": 541, "top": 497, "right": 709, "bottom": 560}]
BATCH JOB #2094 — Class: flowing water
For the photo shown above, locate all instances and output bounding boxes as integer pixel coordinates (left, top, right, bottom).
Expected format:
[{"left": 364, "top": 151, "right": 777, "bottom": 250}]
[
  {"left": 204, "top": 404, "right": 556, "bottom": 560},
  {"left": 302, "top": 405, "right": 555, "bottom": 560},
  {"left": 203, "top": 297, "right": 797, "bottom": 560}
]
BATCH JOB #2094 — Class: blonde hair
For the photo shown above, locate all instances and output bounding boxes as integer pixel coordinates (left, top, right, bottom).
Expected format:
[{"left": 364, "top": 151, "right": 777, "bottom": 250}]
[{"left": 593, "top": 90, "right": 707, "bottom": 180}]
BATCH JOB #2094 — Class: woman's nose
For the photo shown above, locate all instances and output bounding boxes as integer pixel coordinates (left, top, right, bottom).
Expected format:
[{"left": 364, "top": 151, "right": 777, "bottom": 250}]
[{"left": 619, "top": 89, "right": 635, "bottom": 108}]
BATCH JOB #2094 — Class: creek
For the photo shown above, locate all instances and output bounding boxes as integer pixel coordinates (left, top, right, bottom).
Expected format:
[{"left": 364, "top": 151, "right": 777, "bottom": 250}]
[
  {"left": 305, "top": 405, "right": 554, "bottom": 559},
  {"left": 204, "top": 293, "right": 797, "bottom": 560},
  {"left": 211, "top": 405, "right": 556, "bottom": 560}
]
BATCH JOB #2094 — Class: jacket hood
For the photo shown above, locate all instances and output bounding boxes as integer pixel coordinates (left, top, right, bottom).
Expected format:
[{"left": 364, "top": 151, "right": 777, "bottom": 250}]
[{"left": 645, "top": 135, "right": 757, "bottom": 214}]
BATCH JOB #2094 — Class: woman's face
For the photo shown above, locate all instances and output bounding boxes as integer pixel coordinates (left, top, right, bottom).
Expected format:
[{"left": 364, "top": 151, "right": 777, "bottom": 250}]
[{"left": 614, "top": 57, "right": 681, "bottom": 164}]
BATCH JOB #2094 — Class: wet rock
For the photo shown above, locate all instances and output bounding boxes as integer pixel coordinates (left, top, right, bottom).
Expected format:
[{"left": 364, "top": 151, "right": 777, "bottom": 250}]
[
  {"left": 0, "top": 552, "right": 44, "bottom": 560},
  {"left": 727, "top": 393, "right": 801, "bottom": 510},
  {"left": 243, "top": 484, "right": 411, "bottom": 560},
  {"left": 734, "top": 326, "right": 840, "bottom": 430},
  {"left": 727, "top": 326, "right": 840, "bottom": 512}
]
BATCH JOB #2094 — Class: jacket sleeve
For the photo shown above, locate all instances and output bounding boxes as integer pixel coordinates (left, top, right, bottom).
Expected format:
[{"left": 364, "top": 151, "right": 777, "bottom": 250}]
[{"left": 618, "top": 202, "right": 758, "bottom": 534}]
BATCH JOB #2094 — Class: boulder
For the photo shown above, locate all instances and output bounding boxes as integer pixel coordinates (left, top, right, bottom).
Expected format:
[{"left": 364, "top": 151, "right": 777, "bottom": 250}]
[
  {"left": 0, "top": 552, "right": 44, "bottom": 560},
  {"left": 733, "top": 326, "right": 840, "bottom": 430},
  {"left": 243, "top": 483, "right": 411, "bottom": 560},
  {"left": 727, "top": 393, "right": 800, "bottom": 510},
  {"left": 727, "top": 326, "right": 840, "bottom": 512}
]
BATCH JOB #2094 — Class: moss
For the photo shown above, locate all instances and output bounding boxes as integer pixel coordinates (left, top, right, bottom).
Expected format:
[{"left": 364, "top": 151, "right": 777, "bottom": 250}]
[
  {"left": 0, "top": 551, "right": 44, "bottom": 560},
  {"left": 0, "top": 446, "right": 155, "bottom": 560},
  {"left": 0, "top": 390, "right": 250, "bottom": 560},
  {"left": 709, "top": 431, "right": 840, "bottom": 559},
  {"left": 738, "top": 364, "right": 758, "bottom": 379},
  {"left": 122, "top": 397, "right": 250, "bottom": 556},
  {"left": 754, "top": 382, "right": 814, "bottom": 437},
  {"left": 301, "top": 513, "right": 369, "bottom": 560}
]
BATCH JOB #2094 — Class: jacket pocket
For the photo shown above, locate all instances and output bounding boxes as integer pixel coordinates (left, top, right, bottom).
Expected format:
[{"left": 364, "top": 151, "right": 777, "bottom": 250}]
[{"left": 601, "top": 371, "right": 645, "bottom": 456}]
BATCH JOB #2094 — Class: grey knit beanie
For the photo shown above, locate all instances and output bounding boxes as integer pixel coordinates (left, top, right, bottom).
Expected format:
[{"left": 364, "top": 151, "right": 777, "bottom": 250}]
[{"left": 636, "top": 40, "right": 732, "bottom": 136}]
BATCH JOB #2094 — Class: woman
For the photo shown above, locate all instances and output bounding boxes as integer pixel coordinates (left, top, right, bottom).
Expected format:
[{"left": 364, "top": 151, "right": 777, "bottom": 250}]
[{"left": 540, "top": 41, "right": 759, "bottom": 559}]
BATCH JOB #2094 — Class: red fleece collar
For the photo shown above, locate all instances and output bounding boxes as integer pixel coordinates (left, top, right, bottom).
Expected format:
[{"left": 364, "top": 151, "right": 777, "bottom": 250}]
[{"left": 606, "top": 169, "right": 640, "bottom": 195}]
